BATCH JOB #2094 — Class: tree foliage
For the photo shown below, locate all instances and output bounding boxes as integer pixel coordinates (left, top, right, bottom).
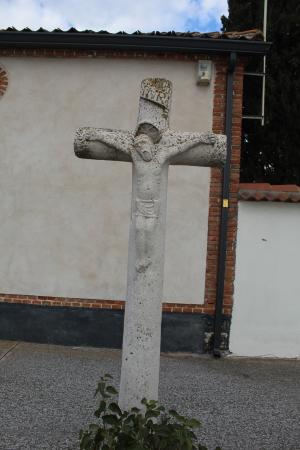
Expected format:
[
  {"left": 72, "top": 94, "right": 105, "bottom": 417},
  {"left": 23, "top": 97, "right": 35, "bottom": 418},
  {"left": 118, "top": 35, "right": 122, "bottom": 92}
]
[{"left": 222, "top": 0, "right": 300, "bottom": 184}]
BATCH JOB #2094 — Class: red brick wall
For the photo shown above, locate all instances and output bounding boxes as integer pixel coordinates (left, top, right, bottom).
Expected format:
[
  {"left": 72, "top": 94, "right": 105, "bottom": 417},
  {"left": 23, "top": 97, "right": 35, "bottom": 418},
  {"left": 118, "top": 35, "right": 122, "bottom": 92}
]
[
  {"left": 0, "top": 65, "right": 8, "bottom": 96},
  {"left": 0, "top": 49, "right": 244, "bottom": 315}
]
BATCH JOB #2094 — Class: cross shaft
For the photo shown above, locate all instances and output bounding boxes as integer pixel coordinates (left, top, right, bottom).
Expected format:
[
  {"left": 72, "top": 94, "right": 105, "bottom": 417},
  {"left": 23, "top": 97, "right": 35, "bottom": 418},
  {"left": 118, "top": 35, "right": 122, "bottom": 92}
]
[{"left": 74, "top": 78, "right": 226, "bottom": 409}]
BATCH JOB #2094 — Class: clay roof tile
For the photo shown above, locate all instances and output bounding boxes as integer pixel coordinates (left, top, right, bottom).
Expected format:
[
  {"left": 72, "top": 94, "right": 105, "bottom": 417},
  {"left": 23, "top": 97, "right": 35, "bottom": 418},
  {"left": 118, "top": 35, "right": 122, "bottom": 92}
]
[
  {"left": 0, "top": 27, "right": 264, "bottom": 41},
  {"left": 238, "top": 183, "right": 300, "bottom": 203}
]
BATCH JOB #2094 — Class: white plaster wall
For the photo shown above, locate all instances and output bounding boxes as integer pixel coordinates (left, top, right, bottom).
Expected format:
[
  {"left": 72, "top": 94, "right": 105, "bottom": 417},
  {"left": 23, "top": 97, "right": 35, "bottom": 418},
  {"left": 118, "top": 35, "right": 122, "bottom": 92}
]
[
  {"left": 0, "top": 57, "right": 214, "bottom": 303},
  {"left": 230, "top": 202, "right": 300, "bottom": 357}
]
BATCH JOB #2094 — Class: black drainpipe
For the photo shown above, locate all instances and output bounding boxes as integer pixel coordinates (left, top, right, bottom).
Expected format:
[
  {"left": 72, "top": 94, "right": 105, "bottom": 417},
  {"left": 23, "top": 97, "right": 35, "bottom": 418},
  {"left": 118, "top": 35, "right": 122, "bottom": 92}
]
[{"left": 213, "top": 51, "right": 237, "bottom": 357}]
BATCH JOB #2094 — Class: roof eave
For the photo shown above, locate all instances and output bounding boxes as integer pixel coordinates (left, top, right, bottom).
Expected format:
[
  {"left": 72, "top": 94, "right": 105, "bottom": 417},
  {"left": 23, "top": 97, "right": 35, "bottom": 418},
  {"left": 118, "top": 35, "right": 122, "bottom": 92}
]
[{"left": 0, "top": 32, "right": 271, "bottom": 55}]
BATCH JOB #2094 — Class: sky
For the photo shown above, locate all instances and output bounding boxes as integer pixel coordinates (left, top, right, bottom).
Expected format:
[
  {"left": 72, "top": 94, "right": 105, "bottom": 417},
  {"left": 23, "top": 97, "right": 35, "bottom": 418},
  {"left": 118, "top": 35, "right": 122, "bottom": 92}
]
[{"left": 0, "top": 0, "right": 228, "bottom": 33}]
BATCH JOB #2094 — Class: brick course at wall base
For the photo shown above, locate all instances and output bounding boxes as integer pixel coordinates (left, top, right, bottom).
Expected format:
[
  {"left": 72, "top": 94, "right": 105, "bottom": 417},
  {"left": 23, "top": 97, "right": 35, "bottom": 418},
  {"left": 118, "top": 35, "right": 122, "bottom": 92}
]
[
  {"left": 0, "top": 293, "right": 231, "bottom": 316},
  {"left": 0, "top": 48, "right": 244, "bottom": 351}
]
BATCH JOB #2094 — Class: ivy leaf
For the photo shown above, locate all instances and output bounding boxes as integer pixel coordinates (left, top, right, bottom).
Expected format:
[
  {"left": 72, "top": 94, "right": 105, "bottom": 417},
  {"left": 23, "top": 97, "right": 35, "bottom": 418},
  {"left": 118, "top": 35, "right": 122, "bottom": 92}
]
[
  {"left": 88, "top": 423, "right": 100, "bottom": 431},
  {"left": 102, "top": 414, "right": 120, "bottom": 426},
  {"left": 145, "top": 409, "right": 160, "bottom": 419},
  {"left": 95, "top": 382, "right": 110, "bottom": 398},
  {"left": 169, "top": 409, "right": 181, "bottom": 419},
  {"left": 109, "top": 402, "right": 122, "bottom": 416},
  {"left": 185, "top": 418, "right": 201, "bottom": 428},
  {"left": 146, "top": 400, "right": 157, "bottom": 409},
  {"left": 94, "top": 400, "right": 106, "bottom": 418},
  {"left": 106, "top": 385, "right": 118, "bottom": 395},
  {"left": 131, "top": 407, "right": 140, "bottom": 414}
]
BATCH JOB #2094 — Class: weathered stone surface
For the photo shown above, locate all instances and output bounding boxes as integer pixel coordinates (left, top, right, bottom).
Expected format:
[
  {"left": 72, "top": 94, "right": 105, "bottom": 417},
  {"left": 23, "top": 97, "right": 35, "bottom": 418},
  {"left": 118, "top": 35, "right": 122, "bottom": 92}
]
[{"left": 74, "top": 78, "right": 226, "bottom": 409}]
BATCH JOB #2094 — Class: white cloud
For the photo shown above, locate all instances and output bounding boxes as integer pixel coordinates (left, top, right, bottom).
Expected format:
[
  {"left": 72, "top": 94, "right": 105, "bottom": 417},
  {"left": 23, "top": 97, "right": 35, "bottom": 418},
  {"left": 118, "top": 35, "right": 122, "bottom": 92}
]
[{"left": 0, "top": 0, "right": 228, "bottom": 32}]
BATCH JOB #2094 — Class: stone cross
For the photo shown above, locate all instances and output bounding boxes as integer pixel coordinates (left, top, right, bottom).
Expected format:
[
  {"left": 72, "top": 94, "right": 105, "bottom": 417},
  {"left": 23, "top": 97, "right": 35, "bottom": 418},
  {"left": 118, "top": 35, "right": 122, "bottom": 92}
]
[{"left": 74, "top": 78, "right": 226, "bottom": 410}]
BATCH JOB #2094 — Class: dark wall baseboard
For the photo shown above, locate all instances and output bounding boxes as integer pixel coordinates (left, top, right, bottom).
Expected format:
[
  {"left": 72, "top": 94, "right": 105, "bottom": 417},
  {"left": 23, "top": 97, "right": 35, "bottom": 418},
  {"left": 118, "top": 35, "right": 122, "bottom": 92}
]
[{"left": 0, "top": 303, "right": 230, "bottom": 353}]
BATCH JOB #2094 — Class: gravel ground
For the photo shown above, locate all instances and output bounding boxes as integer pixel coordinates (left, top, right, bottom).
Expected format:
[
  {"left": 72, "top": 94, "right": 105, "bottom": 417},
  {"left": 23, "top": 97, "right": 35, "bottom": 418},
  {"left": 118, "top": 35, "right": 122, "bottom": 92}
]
[{"left": 0, "top": 340, "right": 299, "bottom": 450}]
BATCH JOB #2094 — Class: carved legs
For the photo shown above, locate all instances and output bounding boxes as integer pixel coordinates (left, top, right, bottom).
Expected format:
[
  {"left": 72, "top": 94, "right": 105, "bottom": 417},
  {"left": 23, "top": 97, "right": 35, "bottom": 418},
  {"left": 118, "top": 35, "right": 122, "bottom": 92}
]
[{"left": 119, "top": 167, "right": 168, "bottom": 410}]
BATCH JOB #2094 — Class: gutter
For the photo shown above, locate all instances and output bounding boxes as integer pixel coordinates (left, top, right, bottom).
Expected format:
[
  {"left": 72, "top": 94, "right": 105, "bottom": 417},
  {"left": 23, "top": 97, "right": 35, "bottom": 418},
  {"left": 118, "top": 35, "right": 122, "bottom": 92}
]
[
  {"left": 0, "top": 31, "right": 271, "bottom": 55},
  {"left": 213, "top": 51, "right": 237, "bottom": 357}
]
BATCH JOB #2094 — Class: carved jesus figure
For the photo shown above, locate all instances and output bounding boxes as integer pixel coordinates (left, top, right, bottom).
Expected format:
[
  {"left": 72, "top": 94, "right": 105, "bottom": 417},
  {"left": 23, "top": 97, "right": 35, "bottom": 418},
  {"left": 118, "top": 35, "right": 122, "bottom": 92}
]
[{"left": 74, "top": 78, "right": 226, "bottom": 410}]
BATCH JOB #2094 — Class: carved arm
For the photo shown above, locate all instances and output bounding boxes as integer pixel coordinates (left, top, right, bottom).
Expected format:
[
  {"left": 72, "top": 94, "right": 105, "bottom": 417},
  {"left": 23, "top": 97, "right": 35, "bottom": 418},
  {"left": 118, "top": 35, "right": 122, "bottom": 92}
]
[
  {"left": 74, "top": 127, "right": 133, "bottom": 162},
  {"left": 161, "top": 130, "right": 226, "bottom": 167}
]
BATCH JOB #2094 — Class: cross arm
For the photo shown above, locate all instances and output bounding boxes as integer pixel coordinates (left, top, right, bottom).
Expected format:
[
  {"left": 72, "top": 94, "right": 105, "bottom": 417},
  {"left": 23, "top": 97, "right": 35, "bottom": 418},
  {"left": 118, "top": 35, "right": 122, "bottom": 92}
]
[
  {"left": 74, "top": 127, "right": 133, "bottom": 162},
  {"left": 161, "top": 130, "right": 226, "bottom": 167}
]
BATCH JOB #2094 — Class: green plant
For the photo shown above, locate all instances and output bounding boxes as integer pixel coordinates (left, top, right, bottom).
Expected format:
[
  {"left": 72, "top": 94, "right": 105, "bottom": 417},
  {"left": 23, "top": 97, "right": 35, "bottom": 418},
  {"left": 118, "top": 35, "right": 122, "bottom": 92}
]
[{"left": 80, "top": 374, "right": 221, "bottom": 450}]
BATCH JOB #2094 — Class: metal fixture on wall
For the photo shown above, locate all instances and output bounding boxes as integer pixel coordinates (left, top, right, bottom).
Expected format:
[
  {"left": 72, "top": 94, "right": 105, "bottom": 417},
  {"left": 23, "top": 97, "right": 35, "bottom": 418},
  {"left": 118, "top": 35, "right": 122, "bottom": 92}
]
[{"left": 197, "top": 60, "right": 212, "bottom": 85}]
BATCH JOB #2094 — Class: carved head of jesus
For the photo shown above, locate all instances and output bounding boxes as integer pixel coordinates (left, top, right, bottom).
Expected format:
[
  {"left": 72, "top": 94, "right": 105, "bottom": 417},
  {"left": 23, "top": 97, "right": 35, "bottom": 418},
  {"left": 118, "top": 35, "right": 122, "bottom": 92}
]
[
  {"left": 134, "top": 122, "right": 161, "bottom": 162},
  {"left": 134, "top": 133, "right": 154, "bottom": 162}
]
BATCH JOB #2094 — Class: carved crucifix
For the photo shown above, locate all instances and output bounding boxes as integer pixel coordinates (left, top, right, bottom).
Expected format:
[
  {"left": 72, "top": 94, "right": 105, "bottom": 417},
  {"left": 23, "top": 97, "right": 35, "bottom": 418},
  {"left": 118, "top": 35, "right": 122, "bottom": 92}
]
[{"left": 74, "top": 78, "right": 226, "bottom": 410}]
